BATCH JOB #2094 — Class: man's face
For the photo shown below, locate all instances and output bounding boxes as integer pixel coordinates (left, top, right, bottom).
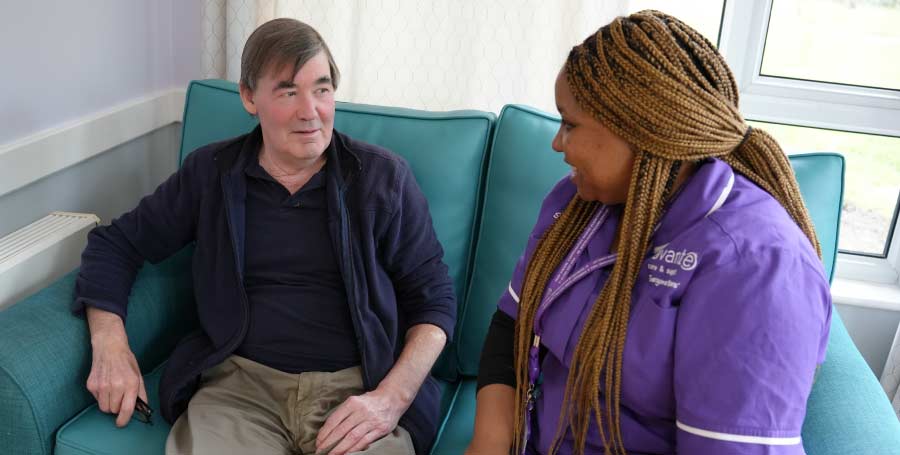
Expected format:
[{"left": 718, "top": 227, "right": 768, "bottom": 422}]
[{"left": 239, "top": 52, "right": 336, "bottom": 164}]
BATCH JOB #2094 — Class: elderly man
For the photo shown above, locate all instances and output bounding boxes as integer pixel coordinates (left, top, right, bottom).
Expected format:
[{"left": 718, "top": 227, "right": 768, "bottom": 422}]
[{"left": 73, "top": 18, "right": 455, "bottom": 455}]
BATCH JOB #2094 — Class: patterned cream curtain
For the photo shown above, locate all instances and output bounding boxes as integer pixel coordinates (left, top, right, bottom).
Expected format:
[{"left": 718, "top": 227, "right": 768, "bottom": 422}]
[{"left": 200, "top": 0, "right": 626, "bottom": 114}]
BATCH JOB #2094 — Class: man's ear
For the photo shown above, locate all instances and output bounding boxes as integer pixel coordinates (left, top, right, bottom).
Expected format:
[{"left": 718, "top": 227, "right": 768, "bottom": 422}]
[{"left": 239, "top": 83, "right": 258, "bottom": 116}]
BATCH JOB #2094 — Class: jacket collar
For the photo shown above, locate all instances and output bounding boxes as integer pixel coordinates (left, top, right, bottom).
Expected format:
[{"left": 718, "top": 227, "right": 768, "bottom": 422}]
[{"left": 212, "top": 125, "right": 364, "bottom": 277}]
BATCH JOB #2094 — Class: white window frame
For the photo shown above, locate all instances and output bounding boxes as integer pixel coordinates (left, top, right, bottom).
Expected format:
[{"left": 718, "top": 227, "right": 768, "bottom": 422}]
[{"left": 718, "top": 0, "right": 900, "bottom": 291}]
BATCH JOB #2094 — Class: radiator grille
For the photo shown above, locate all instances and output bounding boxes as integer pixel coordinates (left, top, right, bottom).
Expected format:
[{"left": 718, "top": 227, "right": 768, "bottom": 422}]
[{"left": 0, "top": 212, "right": 99, "bottom": 309}]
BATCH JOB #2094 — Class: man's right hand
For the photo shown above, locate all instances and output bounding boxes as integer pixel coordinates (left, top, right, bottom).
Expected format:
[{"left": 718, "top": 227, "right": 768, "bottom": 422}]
[{"left": 85, "top": 307, "right": 147, "bottom": 427}]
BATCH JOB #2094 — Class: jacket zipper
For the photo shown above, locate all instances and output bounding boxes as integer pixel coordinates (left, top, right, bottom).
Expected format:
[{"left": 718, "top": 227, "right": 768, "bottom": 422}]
[
  {"left": 219, "top": 174, "right": 251, "bottom": 354},
  {"left": 338, "top": 187, "right": 371, "bottom": 390},
  {"left": 163, "top": 175, "right": 251, "bottom": 410}
]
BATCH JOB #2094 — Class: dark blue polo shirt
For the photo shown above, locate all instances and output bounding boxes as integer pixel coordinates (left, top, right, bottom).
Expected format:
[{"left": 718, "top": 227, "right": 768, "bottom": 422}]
[{"left": 234, "top": 155, "right": 360, "bottom": 373}]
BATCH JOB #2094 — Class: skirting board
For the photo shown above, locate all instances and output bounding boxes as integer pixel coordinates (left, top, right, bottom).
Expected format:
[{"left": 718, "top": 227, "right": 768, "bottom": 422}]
[{"left": 0, "top": 89, "right": 186, "bottom": 198}]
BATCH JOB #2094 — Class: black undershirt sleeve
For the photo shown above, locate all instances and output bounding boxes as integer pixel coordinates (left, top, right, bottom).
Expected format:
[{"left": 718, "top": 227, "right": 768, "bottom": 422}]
[{"left": 476, "top": 309, "right": 517, "bottom": 392}]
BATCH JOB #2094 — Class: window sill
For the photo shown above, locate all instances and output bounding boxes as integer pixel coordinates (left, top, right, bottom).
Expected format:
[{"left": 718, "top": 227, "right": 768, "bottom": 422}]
[{"left": 831, "top": 277, "right": 900, "bottom": 312}]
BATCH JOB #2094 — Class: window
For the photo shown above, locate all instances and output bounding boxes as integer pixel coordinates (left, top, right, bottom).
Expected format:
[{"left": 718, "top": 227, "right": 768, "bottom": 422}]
[
  {"left": 748, "top": 121, "right": 900, "bottom": 256},
  {"left": 719, "top": 0, "right": 900, "bottom": 285},
  {"left": 762, "top": 0, "right": 900, "bottom": 91}
]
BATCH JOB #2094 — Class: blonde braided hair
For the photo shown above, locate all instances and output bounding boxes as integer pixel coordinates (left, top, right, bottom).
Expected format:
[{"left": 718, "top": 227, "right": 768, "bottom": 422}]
[{"left": 512, "top": 10, "right": 821, "bottom": 455}]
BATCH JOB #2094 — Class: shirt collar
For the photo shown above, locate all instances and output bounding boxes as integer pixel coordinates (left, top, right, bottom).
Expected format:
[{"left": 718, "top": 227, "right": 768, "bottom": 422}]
[
  {"left": 242, "top": 129, "right": 328, "bottom": 193},
  {"left": 652, "top": 158, "right": 736, "bottom": 244}
]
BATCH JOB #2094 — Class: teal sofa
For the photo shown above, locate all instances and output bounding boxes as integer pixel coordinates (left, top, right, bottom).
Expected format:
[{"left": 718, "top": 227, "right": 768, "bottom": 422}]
[{"left": 1, "top": 80, "right": 898, "bottom": 455}]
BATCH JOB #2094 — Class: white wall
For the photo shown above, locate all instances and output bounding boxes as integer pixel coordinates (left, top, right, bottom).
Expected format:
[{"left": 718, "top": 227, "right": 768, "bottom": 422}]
[
  {"left": 836, "top": 304, "right": 900, "bottom": 378},
  {"left": 173, "top": 0, "right": 203, "bottom": 89},
  {"left": 0, "top": 125, "right": 181, "bottom": 236}
]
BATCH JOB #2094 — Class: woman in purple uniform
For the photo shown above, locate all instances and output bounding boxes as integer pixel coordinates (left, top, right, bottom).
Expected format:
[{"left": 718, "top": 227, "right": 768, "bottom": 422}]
[{"left": 467, "top": 10, "right": 831, "bottom": 455}]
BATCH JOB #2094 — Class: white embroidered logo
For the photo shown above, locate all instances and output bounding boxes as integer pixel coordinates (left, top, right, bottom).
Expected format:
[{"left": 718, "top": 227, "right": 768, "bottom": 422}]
[{"left": 650, "top": 243, "right": 699, "bottom": 271}]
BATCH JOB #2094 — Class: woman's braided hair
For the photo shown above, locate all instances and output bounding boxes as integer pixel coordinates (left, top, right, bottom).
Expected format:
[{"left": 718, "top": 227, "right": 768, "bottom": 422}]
[{"left": 512, "top": 10, "right": 821, "bottom": 454}]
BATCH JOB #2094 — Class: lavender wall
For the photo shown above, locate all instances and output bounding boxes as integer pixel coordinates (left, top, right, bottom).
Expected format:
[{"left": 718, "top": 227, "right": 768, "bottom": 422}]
[
  {"left": 1, "top": 1, "right": 198, "bottom": 144},
  {"left": 0, "top": 0, "right": 201, "bottom": 236}
]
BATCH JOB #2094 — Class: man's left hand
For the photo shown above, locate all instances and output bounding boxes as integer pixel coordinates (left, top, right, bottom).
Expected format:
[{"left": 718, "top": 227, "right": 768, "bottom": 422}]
[
  {"left": 316, "top": 324, "right": 446, "bottom": 454},
  {"left": 315, "top": 387, "right": 408, "bottom": 455}
]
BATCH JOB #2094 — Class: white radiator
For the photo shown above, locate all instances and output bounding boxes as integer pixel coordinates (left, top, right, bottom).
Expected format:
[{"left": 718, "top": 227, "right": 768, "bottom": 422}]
[{"left": 0, "top": 212, "right": 99, "bottom": 311}]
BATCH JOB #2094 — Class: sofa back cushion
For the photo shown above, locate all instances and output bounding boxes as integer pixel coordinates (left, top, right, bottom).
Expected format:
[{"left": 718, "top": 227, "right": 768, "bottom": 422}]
[
  {"left": 179, "top": 80, "right": 495, "bottom": 379},
  {"left": 179, "top": 80, "right": 260, "bottom": 163},
  {"left": 456, "top": 104, "right": 845, "bottom": 376},
  {"left": 790, "top": 153, "right": 844, "bottom": 281},
  {"left": 457, "top": 105, "right": 571, "bottom": 375}
]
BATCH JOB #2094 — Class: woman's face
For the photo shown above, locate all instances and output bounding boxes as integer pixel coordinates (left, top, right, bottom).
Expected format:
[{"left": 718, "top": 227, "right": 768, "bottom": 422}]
[{"left": 552, "top": 70, "right": 635, "bottom": 204}]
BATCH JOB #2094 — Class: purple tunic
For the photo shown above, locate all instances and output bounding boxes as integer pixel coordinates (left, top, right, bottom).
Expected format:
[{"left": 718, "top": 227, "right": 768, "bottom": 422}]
[{"left": 498, "top": 159, "right": 831, "bottom": 454}]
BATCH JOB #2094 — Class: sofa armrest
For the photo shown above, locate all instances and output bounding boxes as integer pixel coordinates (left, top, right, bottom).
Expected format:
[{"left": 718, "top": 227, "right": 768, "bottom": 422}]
[
  {"left": 0, "top": 246, "right": 195, "bottom": 455},
  {"left": 803, "top": 310, "right": 900, "bottom": 455}
]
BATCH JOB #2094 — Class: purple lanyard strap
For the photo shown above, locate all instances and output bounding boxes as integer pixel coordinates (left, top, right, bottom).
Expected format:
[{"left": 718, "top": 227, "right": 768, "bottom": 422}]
[{"left": 521, "top": 205, "right": 618, "bottom": 452}]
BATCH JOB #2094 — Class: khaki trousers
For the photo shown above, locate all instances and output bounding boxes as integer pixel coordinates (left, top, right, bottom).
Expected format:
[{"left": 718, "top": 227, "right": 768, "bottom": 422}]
[{"left": 165, "top": 355, "right": 414, "bottom": 455}]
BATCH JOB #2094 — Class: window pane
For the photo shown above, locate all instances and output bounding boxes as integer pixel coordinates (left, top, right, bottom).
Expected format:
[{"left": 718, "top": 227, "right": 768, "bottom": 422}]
[
  {"left": 748, "top": 121, "right": 900, "bottom": 256},
  {"left": 627, "top": 1, "right": 725, "bottom": 46},
  {"left": 762, "top": 0, "right": 900, "bottom": 90}
]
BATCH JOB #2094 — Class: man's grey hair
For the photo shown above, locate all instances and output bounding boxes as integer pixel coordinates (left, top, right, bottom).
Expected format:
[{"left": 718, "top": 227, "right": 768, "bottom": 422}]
[{"left": 240, "top": 18, "right": 340, "bottom": 92}]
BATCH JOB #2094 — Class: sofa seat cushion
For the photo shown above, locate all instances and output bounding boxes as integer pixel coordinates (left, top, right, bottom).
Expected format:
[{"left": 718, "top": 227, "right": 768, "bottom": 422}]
[{"left": 56, "top": 363, "right": 171, "bottom": 455}]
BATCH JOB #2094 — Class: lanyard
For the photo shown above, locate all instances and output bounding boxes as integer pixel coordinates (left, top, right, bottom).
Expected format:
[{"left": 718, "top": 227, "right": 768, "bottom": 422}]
[{"left": 521, "top": 205, "right": 618, "bottom": 452}]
